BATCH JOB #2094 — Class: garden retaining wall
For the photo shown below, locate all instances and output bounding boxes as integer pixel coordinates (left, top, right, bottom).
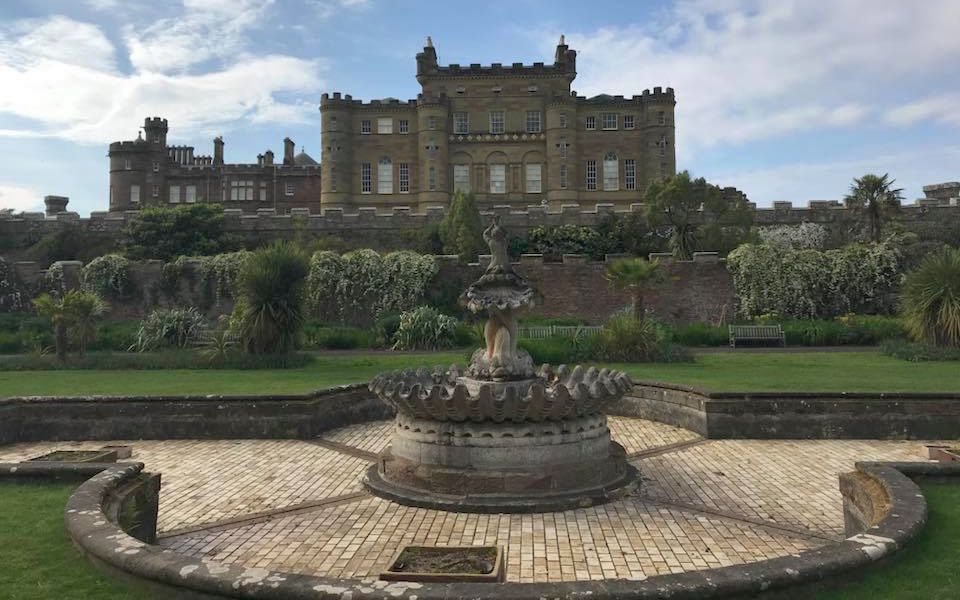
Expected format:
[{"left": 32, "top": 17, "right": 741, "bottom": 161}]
[{"left": 612, "top": 382, "right": 960, "bottom": 439}]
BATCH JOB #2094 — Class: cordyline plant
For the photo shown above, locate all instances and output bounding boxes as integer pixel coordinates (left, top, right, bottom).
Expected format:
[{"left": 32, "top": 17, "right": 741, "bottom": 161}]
[{"left": 901, "top": 246, "right": 960, "bottom": 347}]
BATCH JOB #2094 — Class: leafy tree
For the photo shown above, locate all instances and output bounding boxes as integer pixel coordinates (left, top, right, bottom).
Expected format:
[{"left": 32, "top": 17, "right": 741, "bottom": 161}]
[
  {"left": 438, "top": 191, "right": 485, "bottom": 260},
  {"left": 844, "top": 173, "right": 903, "bottom": 243},
  {"left": 33, "top": 289, "right": 108, "bottom": 360},
  {"left": 645, "top": 171, "right": 750, "bottom": 259},
  {"left": 901, "top": 246, "right": 960, "bottom": 347},
  {"left": 122, "top": 204, "right": 241, "bottom": 261},
  {"left": 233, "top": 242, "right": 309, "bottom": 355},
  {"left": 603, "top": 257, "right": 663, "bottom": 321}
]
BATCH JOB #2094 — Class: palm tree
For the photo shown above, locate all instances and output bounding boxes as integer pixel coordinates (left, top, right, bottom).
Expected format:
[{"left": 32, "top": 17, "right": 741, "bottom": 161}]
[
  {"left": 844, "top": 173, "right": 903, "bottom": 243},
  {"left": 33, "top": 290, "right": 107, "bottom": 360},
  {"left": 901, "top": 246, "right": 960, "bottom": 347},
  {"left": 235, "top": 242, "right": 309, "bottom": 355},
  {"left": 603, "top": 258, "right": 663, "bottom": 322}
]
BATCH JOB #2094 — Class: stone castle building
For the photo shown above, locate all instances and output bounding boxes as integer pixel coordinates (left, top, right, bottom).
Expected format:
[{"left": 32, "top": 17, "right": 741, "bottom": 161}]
[
  {"left": 107, "top": 37, "right": 676, "bottom": 214},
  {"left": 108, "top": 119, "right": 321, "bottom": 213}
]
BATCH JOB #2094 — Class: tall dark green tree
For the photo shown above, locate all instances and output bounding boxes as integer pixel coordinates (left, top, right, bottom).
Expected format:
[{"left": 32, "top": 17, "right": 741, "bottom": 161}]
[
  {"left": 438, "top": 191, "right": 485, "bottom": 260},
  {"left": 844, "top": 173, "right": 903, "bottom": 243},
  {"left": 122, "top": 204, "right": 241, "bottom": 260},
  {"left": 645, "top": 171, "right": 749, "bottom": 259}
]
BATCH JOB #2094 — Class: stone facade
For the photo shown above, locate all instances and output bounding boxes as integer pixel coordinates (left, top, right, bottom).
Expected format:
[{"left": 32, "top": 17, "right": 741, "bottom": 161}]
[
  {"left": 107, "top": 117, "right": 322, "bottom": 213},
  {"left": 320, "top": 37, "right": 676, "bottom": 212}
]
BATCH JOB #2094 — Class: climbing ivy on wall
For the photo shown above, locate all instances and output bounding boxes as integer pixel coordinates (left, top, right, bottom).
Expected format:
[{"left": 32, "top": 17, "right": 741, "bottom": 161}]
[
  {"left": 0, "top": 257, "right": 24, "bottom": 312},
  {"left": 80, "top": 254, "right": 134, "bottom": 299}
]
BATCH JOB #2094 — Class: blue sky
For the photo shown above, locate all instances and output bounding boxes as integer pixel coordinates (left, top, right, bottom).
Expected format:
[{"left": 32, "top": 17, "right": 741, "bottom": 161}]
[{"left": 0, "top": 0, "right": 958, "bottom": 215}]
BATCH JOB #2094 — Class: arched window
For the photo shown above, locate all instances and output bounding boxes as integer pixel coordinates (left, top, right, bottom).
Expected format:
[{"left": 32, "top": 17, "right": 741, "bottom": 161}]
[
  {"left": 603, "top": 152, "right": 619, "bottom": 191},
  {"left": 378, "top": 156, "right": 393, "bottom": 194}
]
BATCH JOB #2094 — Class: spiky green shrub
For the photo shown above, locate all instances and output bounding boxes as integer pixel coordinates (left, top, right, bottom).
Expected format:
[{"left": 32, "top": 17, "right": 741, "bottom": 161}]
[
  {"left": 233, "top": 243, "right": 309, "bottom": 355},
  {"left": 392, "top": 306, "right": 458, "bottom": 350},
  {"left": 33, "top": 289, "right": 108, "bottom": 359},
  {"left": 133, "top": 307, "right": 207, "bottom": 352},
  {"left": 901, "top": 246, "right": 960, "bottom": 347}
]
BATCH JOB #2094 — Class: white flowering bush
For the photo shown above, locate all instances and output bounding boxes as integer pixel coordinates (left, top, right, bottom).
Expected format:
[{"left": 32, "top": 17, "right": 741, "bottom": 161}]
[
  {"left": 757, "top": 223, "right": 828, "bottom": 250},
  {"left": 306, "top": 249, "right": 437, "bottom": 326},
  {"left": 728, "top": 242, "right": 901, "bottom": 319},
  {"left": 0, "top": 257, "right": 24, "bottom": 312},
  {"left": 196, "top": 251, "right": 251, "bottom": 306},
  {"left": 81, "top": 254, "right": 133, "bottom": 298}
]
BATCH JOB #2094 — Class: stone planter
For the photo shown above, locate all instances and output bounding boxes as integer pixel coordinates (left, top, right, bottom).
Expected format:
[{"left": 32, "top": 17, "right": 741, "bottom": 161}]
[
  {"left": 28, "top": 449, "right": 118, "bottom": 463},
  {"left": 380, "top": 546, "right": 505, "bottom": 583},
  {"left": 927, "top": 445, "right": 960, "bottom": 462}
]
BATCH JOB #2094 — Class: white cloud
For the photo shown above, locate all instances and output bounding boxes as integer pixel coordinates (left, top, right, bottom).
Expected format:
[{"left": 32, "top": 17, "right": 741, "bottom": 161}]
[
  {"left": 0, "top": 183, "right": 42, "bottom": 212},
  {"left": 309, "top": 0, "right": 371, "bottom": 20},
  {"left": 561, "top": 0, "right": 960, "bottom": 155},
  {"left": 84, "top": 0, "right": 119, "bottom": 10},
  {"left": 125, "top": 0, "right": 273, "bottom": 73},
  {"left": 0, "top": 15, "right": 325, "bottom": 144},
  {"left": 885, "top": 94, "right": 960, "bottom": 128}
]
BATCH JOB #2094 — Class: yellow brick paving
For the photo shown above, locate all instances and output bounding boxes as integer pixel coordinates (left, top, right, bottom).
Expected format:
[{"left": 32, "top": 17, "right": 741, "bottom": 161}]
[{"left": 0, "top": 417, "right": 943, "bottom": 583}]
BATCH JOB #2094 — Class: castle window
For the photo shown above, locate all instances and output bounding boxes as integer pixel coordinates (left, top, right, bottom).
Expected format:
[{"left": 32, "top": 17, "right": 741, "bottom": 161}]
[
  {"left": 125, "top": 159, "right": 132, "bottom": 170},
  {"left": 492, "top": 85, "right": 502, "bottom": 94},
  {"left": 603, "top": 152, "right": 619, "bottom": 191},
  {"left": 361, "top": 162, "right": 372, "bottom": 193},
  {"left": 660, "top": 162, "right": 668, "bottom": 178},
  {"left": 185, "top": 186, "right": 196, "bottom": 203},
  {"left": 399, "top": 120, "right": 409, "bottom": 134},
  {"left": 330, "top": 117, "right": 337, "bottom": 131},
  {"left": 427, "top": 116, "right": 437, "bottom": 130},
  {"left": 456, "top": 86, "right": 466, "bottom": 94},
  {"left": 428, "top": 165, "right": 437, "bottom": 191},
  {"left": 585, "top": 116, "right": 596, "bottom": 130},
  {"left": 601, "top": 113, "right": 618, "bottom": 130},
  {"left": 557, "top": 138, "right": 569, "bottom": 158},
  {"left": 489, "top": 111, "right": 504, "bottom": 134},
  {"left": 169, "top": 185, "right": 180, "bottom": 204},
  {"left": 526, "top": 111, "right": 541, "bottom": 134},
  {"left": 659, "top": 136, "right": 668, "bottom": 156},
  {"left": 453, "top": 165, "right": 470, "bottom": 193},
  {"left": 285, "top": 182, "right": 295, "bottom": 196},
  {"left": 454, "top": 112, "right": 469, "bottom": 135},
  {"left": 153, "top": 161, "right": 159, "bottom": 172},
  {"left": 625, "top": 159, "right": 636, "bottom": 190},
  {"left": 658, "top": 110, "right": 666, "bottom": 125},
  {"left": 377, "top": 118, "right": 393, "bottom": 134},
  {"left": 152, "top": 136, "right": 160, "bottom": 144},
  {"left": 527, "top": 85, "right": 538, "bottom": 93},
  {"left": 525, "top": 164, "right": 542, "bottom": 193},
  {"left": 230, "top": 180, "right": 254, "bottom": 201},
  {"left": 378, "top": 157, "right": 393, "bottom": 194},
  {"left": 331, "top": 168, "right": 338, "bottom": 192},
  {"left": 152, "top": 184, "right": 159, "bottom": 198},
  {"left": 559, "top": 164, "right": 568, "bottom": 189},
  {"left": 130, "top": 185, "right": 140, "bottom": 204},
  {"left": 361, "top": 120, "right": 371, "bottom": 134},
  {"left": 399, "top": 163, "right": 409, "bottom": 193},
  {"left": 585, "top": 160, "right": 597, "bottom": 190},
  {"left": 623, "top": 115, "right": 635, "bottom": 130},
  {"left": 489, "top": 164, "right": 505, "bottom": 194},
  {"left": 260, "top": 182, "right": 268, "bottom": 201},
  {"left": 559, "top": 112, "right": 568, "bottom": 129}
]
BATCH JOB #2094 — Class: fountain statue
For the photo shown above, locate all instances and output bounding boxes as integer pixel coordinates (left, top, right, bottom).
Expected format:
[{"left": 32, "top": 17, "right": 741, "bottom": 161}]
[{"left": 365, "top": 219, "right": 639, "bottom": 513}]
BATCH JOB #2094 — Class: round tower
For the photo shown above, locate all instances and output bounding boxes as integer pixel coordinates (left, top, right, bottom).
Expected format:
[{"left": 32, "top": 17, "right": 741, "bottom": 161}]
[
  {"left": 320, "top": 93, "right": 354, "bottom": 211},
  {"left": 642, "top": 87, "right": 676, "bottom": 185},
  {"left": 415, "top": 93, "right": 449, "bottom": 210},
  {"left": 108, "top": 135, "right": 150, "bottom": 212},
  {"left": 545, "top": 96, "right": 578, "bottom": 208}
]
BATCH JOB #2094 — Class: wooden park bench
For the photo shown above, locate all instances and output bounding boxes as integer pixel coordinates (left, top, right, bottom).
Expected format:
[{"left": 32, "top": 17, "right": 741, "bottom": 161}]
[{"left": 728, "top": 324, "right": 786, "bottom": 348}]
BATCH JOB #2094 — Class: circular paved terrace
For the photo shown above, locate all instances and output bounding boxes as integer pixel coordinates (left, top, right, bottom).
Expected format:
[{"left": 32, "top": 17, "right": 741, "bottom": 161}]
[{"left": 0, "top": 417, "right": 941, "bottom": 584}]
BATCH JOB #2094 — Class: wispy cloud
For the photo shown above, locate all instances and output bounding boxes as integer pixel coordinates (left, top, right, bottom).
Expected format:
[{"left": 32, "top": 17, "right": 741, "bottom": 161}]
[
  {"left": 0, "top": 183, "right": 43, "bottom": 212},
  {"left": 885, "top": 94, "right": 960, "bottom": 128},
  {"left": 559, "top": 0, "right": 960, "bottom": 156}
]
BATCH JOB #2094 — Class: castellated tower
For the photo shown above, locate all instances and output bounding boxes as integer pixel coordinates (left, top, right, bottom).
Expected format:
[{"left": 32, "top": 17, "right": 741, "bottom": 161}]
[
  {"left": 109, "top": 117, "right": 169, "bottom": 211},
  {"left": 319, "top": 93, "right": 354, "bottom": 210},
  {"left": 416, "top": 92, "right": 450, "bottom": 209}
]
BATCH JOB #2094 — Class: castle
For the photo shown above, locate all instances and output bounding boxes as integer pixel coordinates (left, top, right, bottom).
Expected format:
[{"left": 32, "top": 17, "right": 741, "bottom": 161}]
[{"left": 106, "top": 37, "right": 676, "bottom": 214}]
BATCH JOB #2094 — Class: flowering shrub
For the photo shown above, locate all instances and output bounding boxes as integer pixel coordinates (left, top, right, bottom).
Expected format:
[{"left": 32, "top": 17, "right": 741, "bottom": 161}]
[
  {"left": 306, "top": 249, "right": 437, "bottom": 326},
  {"left": 80, "top": 254, "right": 133, "bottom": 298},
  {"left": 757, "top": 223, "right": 828, "bottom": 250},
  {"left": 196, "top": 251, "right": 251, "bottom": 307},
  {"left": 728, "top": 242, "right": 901, "bottom": 319},
  {"left": 392, "top": 306, "right": 458, "bottom": 350},
  {"left": 0, "top": 257, "right": 24, "bottom": 312}
]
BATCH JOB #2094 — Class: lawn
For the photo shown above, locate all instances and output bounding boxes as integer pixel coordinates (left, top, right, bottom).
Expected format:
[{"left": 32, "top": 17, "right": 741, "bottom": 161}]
[
  {"left": 0, "top": 481, "right": 957, "bottom": 599},
  {"left": 0, "top": 351, "right": 958, "bottom": 398},
  {"left": 0, "top": 482, "right": 154, "bottom": 600}
]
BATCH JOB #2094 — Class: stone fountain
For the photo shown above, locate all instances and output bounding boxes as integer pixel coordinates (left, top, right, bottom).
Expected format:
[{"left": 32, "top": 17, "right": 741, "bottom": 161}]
[{"left": 364, "top": 217, "right": 638, "bottom": 512}]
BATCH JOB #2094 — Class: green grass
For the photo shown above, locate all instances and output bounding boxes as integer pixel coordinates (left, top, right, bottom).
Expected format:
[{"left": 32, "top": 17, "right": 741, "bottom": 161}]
[
  {"left": 1, "top": 351, "right": 959, "bottom": 397},
  {"left": 816, "top": 483, "right": 960, "bottom": 599},
  {"left": 0, "top": 482, "right": 155, "bottom": 600}
]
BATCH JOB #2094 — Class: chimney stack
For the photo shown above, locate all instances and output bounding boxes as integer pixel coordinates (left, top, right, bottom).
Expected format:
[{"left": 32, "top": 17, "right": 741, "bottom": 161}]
[
  {"left": 264, "top": 150, "right": 274, "bottom": 166},
  {"left": 44, "top": 195, "right": 69, "bottom": 216},
  {"left": 283, "top": 137, "right": 295, "bottom": 165},
  {"left": 213, "top": 136, "right": 224, "bottom": 166}
]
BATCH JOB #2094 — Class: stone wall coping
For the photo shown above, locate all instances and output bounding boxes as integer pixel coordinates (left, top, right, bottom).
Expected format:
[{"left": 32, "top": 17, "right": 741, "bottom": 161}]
[
  {"left": 631, "top": 379, "right": 960, "bottom": 401},
  {"left": 56, "top": 456, "right": 944, "bottom": 599},
  {"left": 0, "top": 383, "right": 369, "bottom": 405}
]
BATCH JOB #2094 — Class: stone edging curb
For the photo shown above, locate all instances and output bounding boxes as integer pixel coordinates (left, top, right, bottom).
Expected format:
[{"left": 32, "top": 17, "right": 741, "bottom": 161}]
[{"left": 56, "top": 459, "right": 938, "bottom": 599}]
